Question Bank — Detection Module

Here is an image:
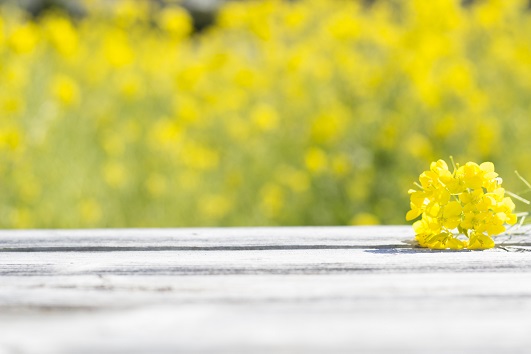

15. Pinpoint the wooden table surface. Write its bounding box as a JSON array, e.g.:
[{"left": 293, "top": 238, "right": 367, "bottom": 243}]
[{"left": 1, "top": 226, "right": 531, "bottom": 353}]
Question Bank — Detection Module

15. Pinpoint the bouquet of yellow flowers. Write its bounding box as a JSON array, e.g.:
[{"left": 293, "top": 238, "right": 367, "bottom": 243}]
[{"left": 407, "top": 159, "right": 518, "bottom": 250}]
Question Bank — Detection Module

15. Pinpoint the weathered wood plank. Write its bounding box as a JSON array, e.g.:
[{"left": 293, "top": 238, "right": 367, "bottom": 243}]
[
  {"left": 0, "top": 226, "right": 415, "bottom": 250},
  {"left": 0, "top": 226, "right": 530, "bottom": 354},
  {"left": 0, "top": 225, "right": 529, "bottom": 250}
]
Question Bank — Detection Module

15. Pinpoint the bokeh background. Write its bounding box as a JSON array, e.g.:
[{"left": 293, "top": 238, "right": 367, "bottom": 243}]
[{"left": 1, "top": 0, "right": 530, "bottom": 228}]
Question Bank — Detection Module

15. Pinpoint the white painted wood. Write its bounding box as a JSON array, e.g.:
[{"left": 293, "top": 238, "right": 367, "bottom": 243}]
[{"left": 0, "top": 226, "right": 530, "bottom": 354}]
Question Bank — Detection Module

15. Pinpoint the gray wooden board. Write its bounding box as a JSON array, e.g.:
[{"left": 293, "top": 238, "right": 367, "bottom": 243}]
[{"left": 0, "top": 226, "right": 531, "bottom": 354}]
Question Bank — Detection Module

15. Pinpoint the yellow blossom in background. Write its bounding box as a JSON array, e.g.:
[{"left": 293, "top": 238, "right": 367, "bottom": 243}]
[
  {"left": 51, "top": 75, "right": 80, "bottom": 106},
  {"left": 199, "top": 194, "right": 233, "bottom": 221},
  {"left": 8, "top": 22, "right": 39, "bottom": 54},
  {"left": 78, "top": 198, "right": 102, "bottom": 225},
  {"left": 407, "top": 160, "right": 518, "bottom": 250},
  {"left": 350, "top": 213, "right": 379, "bottom": 226},
  {"left": 305, "top": 148, "right": 328, "bottom": 174},
  {"left": 157, "top": 6, "right": 193, "bottom": 38}
]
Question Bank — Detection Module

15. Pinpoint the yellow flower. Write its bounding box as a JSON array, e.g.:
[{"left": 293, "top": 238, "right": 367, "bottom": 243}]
[
  {"left": 467, "top": 232, "right": 495, "bottom": 250},
  {"left": 305, "top": 147, "right": 328, "bottom": 174},
  {"left": 440, "top": 201, "right": 462, "bottom": 229},
  {"left": 407, "top": 159, "right": 517, "bottom": 250},
  {"left": 459, "top": 162, "right": 484, "bottom": 189},
  {"left": 51, "top": 75, "right": 80, "bottom": 106},
  {"left": 157, "top": 6, "right": 192, "bottom": 38}
]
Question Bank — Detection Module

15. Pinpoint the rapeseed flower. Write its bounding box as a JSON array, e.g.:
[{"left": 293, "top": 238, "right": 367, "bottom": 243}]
[{"left": 407, "top": 159, "right": 517, "bottom": 250}]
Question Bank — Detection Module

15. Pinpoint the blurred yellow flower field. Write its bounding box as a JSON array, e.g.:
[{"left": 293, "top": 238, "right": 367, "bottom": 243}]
[{"left": 1, "top": 0, "right": 530, "bottom": 228}]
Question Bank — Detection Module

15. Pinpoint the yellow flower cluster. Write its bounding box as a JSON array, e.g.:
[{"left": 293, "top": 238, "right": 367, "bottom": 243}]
[
  {"left": 1, "top": 0, "right": 531, "bottom": 228},
  {"left": 407, "top": 160, "right": 517, "bottom": 250}
]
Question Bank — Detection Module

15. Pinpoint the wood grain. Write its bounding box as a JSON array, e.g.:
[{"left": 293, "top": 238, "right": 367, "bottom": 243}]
[{"left": 0, "top": 226, "right": 530, "bottom": 354}]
